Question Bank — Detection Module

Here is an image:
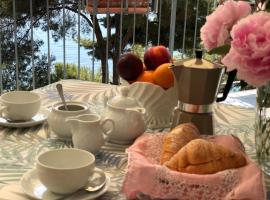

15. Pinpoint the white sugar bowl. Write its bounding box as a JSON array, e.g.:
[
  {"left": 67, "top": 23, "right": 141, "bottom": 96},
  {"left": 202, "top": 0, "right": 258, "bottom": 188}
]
[
  {"left": 104, "top": 87, "right": 146, "bottom": 144},
  {"left": 48, "top": 101, "right": 91, "bottom": 139}
]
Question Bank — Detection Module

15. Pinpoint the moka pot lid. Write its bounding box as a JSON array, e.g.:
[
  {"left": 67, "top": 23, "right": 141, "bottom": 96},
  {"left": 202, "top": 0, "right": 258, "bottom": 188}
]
[{"left": 182, "top": 50, "right": 223, "bottom": 69}]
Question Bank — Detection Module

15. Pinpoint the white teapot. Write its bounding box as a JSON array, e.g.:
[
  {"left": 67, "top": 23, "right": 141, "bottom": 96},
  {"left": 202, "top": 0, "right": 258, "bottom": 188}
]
[{"left": 104, "top": 87, "right": 146, "bottom": 144}]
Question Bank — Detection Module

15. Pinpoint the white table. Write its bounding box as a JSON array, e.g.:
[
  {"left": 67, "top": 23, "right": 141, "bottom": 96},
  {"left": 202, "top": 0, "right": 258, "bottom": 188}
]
[{"left": 0, "top": 80, "right": 268, "bottom": 199}]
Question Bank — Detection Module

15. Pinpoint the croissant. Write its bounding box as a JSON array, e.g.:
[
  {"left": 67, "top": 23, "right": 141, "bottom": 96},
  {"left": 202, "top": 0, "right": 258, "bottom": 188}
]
[
  {"left": 160, "top": 123, "right": 200, "bottom": 164},
  {"left": 165, "top": 139, "right": 246, "bottom": 174}
]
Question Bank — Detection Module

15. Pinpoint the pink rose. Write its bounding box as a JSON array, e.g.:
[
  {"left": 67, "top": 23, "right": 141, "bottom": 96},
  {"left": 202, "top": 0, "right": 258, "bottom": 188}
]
[
  {"left": 200, "top": 0, "right": 251, "bottom": 51},
  {"left": 222, "top": 12, "right": 270, "bottom": 87}
]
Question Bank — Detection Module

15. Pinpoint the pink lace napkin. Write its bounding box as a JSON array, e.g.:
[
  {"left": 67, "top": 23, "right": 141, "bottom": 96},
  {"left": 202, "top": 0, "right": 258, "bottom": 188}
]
[{"left": 122, "top": 134, "right": 266, "bottom": 200}]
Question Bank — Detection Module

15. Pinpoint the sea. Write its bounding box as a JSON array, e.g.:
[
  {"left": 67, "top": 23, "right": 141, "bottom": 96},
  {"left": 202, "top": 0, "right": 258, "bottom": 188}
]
[{"left": 35, "top": 28, "right": 113, "bottom": 81}]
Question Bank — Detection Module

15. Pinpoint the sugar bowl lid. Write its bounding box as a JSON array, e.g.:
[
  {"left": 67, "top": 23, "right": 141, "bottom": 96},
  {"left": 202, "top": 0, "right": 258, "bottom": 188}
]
[
  {"left": 108, "top": 86, "right": 140, "bottom": 109},
  {"left": 183, "top": 50, "right": 223, "bottom": 69}
]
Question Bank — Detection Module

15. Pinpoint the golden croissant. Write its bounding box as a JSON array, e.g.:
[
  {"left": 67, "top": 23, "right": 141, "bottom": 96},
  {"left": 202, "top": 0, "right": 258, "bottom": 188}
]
[
  {"left": 160, "top": 123, "right": 200, "bottom": 164},
  {"left": 165, "top": 139, "right": 246, "bottom": 174}
]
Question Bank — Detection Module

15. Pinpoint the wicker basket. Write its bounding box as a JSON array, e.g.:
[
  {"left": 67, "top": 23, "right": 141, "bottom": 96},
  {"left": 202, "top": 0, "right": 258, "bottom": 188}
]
[{"left": 86, "top": 0, "right": 150, "bottom": 14}]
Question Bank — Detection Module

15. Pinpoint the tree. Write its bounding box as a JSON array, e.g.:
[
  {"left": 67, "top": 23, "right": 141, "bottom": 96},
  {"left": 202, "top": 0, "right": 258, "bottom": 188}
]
[
  {"left": 80, "top": 0, "right": 209, "bottom": 83},
  {"left": 0, "top": 0, "right": 208, "bottom": 90},
  {"left": 52, "top": 62, "right": 102, "bottom": 82}
]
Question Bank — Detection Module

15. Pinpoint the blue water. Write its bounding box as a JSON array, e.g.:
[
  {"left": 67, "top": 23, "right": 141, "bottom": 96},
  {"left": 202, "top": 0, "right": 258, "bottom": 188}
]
[{"left": 34, "top": 29, "right": 113, "bottom": 79}]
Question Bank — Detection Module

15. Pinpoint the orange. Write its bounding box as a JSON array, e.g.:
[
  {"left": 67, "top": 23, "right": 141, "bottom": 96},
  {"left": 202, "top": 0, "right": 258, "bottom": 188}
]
[
  {"left": 153, "top": 63, "right": 174, "bottom": 89},
  {"left": 136, "top": 70, "right": 155, "bottom": 84}
]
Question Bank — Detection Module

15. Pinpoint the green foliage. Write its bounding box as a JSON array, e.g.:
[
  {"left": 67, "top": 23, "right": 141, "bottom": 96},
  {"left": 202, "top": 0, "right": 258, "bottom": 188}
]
[
  {"left": 33, "top": 55, "right": 54, "bottom": 89},
  {"left": 208, "top": 44, "right": 231, "bottom": 55},
  {"left": 0, "top": 0, "right": 88, "bottom": 91},
  {"left": 52, "top": 63, "right": 101, "bottom": 82},
  {"left": 83, "top": 0, "right": 208, "bottom": 57},
  {"left": 130, "top": 44, "right": 145, "bottom": 60},
  {"left": 75, "top": 38, "right": 95, "bottom": 49},
  {"left": 1, "top": 0, "right": 209, "bottom": 88}
]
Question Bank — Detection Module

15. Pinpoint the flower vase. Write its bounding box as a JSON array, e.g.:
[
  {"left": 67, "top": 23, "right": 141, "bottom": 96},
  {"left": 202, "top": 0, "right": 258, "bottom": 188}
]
[{"left": 255, "top": 82, "right": 270, "bottom": 175}]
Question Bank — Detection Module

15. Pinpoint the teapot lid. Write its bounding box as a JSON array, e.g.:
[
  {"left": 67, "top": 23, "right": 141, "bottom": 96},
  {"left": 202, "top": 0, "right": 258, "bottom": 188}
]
[
  {"left": 183, "top": 50, "right": 222, "bottom": 69},
  {"left": 108, "top": 87, "right": 140, "bottom": 109}
]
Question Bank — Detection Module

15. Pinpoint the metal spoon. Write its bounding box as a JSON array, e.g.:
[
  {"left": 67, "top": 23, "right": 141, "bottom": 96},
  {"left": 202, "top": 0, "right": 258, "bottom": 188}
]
[
  {"left": 56, "top": 83, "right": 68, "bottom": 111},
  {"left": 85, "top": 170, "right": 107, "bottom": 192}
]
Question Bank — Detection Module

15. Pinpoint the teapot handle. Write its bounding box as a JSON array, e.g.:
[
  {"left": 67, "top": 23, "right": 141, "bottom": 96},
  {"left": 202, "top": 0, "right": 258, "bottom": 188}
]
[
  {"left": 100, "top": 118, "right": 115, "bottom": 136},
  {"left": 216, "top": 69, "right": 237, "bottom": 102}
]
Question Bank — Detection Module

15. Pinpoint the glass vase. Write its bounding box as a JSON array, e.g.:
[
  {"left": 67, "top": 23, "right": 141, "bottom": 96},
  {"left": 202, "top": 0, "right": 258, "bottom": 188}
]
[{"left": 255, "top": 82, "right": 270, "bottom": 175}]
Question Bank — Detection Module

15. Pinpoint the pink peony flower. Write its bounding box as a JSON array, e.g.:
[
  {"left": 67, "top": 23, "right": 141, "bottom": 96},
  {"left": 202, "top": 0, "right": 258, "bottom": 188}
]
[
  {"left": 200, "top": 0, "right": 251, "bottom": 51},
  {"left": 222, "top": 12, "right": 270, "bottom": 87}
]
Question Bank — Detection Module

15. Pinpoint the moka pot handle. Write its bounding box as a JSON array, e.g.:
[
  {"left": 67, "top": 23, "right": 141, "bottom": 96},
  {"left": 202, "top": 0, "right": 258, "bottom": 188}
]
[{"left": 216, "top": 69, "right": 237, "bottom": 102}]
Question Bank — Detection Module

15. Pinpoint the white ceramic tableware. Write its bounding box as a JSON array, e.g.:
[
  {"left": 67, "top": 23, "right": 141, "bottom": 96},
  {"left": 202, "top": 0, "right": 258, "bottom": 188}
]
[
  {"left": 89, "top": 82, "right": 178, "bottom": 129},
  {"left": 104, "top": 87, "right": 146, "bottom": 144},
  {"left": 0, "top": 91, "right": 41, "bottom": 121},
  {"left": 85, "top": 167, "right": 107, "bottom": 192},
  {"left": 20, "top": 167, "right": 110, "bottom": 200},
  {"left": 121, "top": 81, "right": 178, "bottom": 128},
  {"left": 36, "top": 148, "right": 96, "bottom": 194},
  {"left": 47, "top": 101, "right": 91, "bottom": 138},
  {"left": 0, "top": 109, "right": 48, "bottom": 128},
  {"left": 66, "top": 114, "right": 114, "bottom": 153}
]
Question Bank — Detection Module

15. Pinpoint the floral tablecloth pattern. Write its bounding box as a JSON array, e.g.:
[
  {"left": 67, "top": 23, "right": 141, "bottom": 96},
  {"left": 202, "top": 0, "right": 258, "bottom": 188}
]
[{"left": 0, "top": 79, "right": 269, "bottom": 199}]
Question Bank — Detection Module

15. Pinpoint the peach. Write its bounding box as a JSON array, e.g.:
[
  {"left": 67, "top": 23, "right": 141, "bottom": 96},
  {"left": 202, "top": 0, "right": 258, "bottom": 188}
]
[
  {"left": 144, "top": 45, "right": 171, "bottom": 70},
  {"left": 117, "top": 53, "right": 144, "bottom": 81}
]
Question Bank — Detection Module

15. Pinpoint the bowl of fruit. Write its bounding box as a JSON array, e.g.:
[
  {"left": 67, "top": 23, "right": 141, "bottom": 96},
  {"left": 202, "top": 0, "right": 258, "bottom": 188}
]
[{"left": 116, "top": 45, "right": 178, "bottom": 129}]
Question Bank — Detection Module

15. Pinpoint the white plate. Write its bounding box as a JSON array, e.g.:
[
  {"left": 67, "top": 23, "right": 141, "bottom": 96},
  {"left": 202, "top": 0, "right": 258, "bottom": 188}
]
[
  {"left": 0, "top": 110, "right": 48, "bottom": 128},
  {"left": 20, "top": 168, "right": 110, "bottom": 200}
]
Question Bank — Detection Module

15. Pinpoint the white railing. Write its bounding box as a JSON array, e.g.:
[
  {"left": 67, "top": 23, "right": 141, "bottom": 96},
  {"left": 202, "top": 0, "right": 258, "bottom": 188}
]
[{"left": 0, "top": 0, "right": 215, "bottom": 92}]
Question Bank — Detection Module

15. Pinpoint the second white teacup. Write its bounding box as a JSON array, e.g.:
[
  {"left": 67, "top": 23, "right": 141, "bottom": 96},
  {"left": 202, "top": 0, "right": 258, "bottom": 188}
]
[
  {"left": 36, "top": 148, "right": 96, "bottom": 194},
  {"left": 0, "top": 91, "right": 41, "bottom": 121}
]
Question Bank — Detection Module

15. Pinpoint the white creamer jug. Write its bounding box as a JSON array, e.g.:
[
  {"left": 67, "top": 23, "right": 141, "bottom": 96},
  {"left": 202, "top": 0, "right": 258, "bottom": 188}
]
[{"left": 66, "top": 114, "right": 114, "bottom": 153}]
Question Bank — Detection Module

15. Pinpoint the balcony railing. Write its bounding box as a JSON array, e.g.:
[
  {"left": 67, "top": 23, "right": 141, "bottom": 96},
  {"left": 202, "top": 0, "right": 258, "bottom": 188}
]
[{"left": 0, "top": 0, "right": 215, "bottom": 93}]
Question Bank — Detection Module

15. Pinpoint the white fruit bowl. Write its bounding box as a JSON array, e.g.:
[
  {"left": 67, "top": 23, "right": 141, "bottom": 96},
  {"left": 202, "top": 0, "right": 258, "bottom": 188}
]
[{"left": 89, "top": 81, "right": 178, "bottom": 129}]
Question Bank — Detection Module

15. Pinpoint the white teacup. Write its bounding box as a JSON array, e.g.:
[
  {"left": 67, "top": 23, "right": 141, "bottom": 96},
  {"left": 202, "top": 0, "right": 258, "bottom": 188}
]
[
  {"left": 0, "top": 91, "right": 41, "bottom": 121},
  {"left": 36, "top": 148, "right": 96, "bottom": 194}
]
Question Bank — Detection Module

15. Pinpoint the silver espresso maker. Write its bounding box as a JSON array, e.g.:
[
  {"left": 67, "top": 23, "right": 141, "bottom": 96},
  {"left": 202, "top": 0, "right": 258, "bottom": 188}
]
[{"left": 170, "top": 50, "right": 236, "bottom": 135}]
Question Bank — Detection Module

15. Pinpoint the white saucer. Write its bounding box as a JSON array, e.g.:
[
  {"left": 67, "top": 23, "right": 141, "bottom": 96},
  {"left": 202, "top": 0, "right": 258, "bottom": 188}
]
[
  {"left": 20, "top": 168, "right": 110, "bottom": 200},
  {"left": 0, "top": 110, "right": 48, "bottom": 128}
]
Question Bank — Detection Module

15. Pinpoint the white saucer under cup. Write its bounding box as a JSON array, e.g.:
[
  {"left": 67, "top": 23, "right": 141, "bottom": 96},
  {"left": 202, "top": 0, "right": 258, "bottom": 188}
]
[
  {"left": 20, "top": 168, "right": 110, "bottom": 200},
  {"left": 0, "top": 109, "right": 48, "bottom": 128}
]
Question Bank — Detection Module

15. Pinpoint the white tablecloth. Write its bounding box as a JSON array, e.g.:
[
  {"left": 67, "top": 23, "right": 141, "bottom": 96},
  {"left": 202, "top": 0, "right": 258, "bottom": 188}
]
[{"left": 0, "top": 80, "right": 268, "bottom": 200}]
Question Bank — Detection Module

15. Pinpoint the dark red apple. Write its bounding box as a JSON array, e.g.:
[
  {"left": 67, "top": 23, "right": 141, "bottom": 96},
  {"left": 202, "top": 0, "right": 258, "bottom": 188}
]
[
  {"left": 144, "top": 45, "right": 171, "bottom": 70},
  {"left": 117, "top": 53, "right": 144, "bottom": 81}
]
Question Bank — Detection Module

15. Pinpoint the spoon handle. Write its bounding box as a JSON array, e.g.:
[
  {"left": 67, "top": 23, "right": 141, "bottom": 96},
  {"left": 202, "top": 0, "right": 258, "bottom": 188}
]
[{"left": 56, "top": 83, "right": 68, "bottom": 111}]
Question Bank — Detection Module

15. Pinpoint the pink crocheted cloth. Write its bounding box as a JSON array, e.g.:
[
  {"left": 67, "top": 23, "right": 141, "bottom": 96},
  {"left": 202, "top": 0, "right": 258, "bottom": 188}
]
[{"left": 122, "top": 134, "right": 266, "bottom": 200}]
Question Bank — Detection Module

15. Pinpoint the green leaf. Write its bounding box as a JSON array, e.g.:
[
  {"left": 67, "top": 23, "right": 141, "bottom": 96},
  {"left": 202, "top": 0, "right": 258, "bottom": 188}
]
[{"left": 208, "top": 44, "right": 231, "bottom": 55}]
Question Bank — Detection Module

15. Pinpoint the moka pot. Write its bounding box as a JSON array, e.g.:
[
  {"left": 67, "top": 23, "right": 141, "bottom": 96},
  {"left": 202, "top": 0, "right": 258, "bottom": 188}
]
[{"left": 170, "top": 50, "right": 236, "bottom": 135}]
